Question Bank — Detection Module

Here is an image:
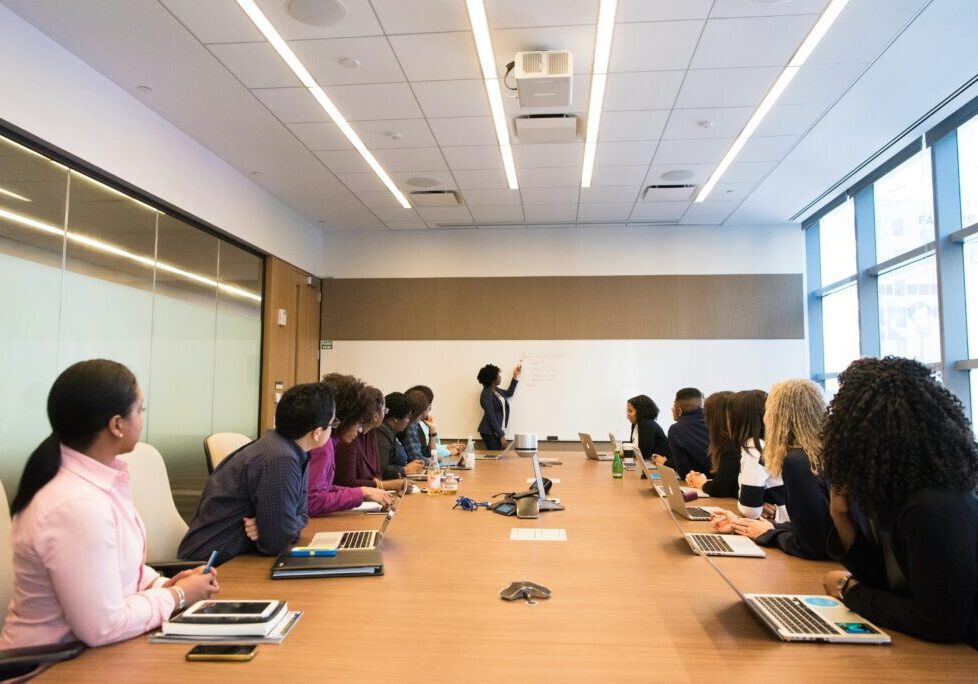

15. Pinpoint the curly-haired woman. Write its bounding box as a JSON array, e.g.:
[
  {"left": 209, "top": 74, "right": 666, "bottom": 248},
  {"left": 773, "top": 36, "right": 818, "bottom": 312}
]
[
  {"left": 820, "top": 356, "right": 978, "bottom": 647},
  {"left": 476, "top": 363, "right": 520, "bottom": 450}
]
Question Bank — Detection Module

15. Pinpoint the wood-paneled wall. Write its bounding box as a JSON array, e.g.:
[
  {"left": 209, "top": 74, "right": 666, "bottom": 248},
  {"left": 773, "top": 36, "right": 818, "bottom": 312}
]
[{"left": 322, "top": 274, "right": 803, "bottom": 340}]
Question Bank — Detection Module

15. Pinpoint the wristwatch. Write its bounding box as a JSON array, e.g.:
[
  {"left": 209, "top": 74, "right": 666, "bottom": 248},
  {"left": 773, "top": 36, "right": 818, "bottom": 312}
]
[{"left": 835, "top": 574, "right": 854, "bottom": 600}]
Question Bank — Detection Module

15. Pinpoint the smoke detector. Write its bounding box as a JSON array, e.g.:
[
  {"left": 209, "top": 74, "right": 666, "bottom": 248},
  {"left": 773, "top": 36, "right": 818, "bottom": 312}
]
[{"left": 514, "top": 50, "right": 573, "bottom": 108}]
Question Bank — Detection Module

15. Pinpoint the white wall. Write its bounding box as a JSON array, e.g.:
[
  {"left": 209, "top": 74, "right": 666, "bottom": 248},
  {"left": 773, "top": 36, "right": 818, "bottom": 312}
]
[
  {"left": 322, "top": 223, "right": 803, "bottom": 278},
  {"left": 0, "top": 5, "right": 323, "bottom": 274}
]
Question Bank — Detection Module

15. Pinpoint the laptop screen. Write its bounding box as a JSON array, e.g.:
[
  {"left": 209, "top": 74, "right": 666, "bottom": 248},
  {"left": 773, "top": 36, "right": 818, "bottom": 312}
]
[{"left": 530, "top": 451, "right": 547, "bottom": 500}]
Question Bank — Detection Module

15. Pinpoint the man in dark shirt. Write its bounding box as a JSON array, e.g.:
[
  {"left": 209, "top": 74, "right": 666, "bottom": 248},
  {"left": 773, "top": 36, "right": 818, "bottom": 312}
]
[
  {"left": 178, "top": 382, "right": 336, "bottom": 565},
  {"left": 666, "top": 387, "right": 711, "bottom": 479}
]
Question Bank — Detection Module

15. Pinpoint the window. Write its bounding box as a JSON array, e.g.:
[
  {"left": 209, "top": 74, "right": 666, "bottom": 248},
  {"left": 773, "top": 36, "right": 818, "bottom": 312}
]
[
  {"left": 874, "top": 152, "right": 935, "bottom": 262},
  {"left": 878, "top": 256, "right": 941, "bottom": 363},
  {"left": 958, "top": 116, "right": 978, "bottom": 228},
  {"left": 822, "top": 284, "right": 859, "bottom": 373},
  {"left": 965, "top": 238, "right": 978, "bottom": 357},
  {"left": 818, "top": 201, "right": 856, "bottom": 285}
]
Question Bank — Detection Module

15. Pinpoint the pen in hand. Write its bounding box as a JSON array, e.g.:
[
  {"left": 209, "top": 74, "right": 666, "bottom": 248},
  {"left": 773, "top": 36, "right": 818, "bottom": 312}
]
[{"left": 203, "top": 550, "right": 218, "bottom": 574}]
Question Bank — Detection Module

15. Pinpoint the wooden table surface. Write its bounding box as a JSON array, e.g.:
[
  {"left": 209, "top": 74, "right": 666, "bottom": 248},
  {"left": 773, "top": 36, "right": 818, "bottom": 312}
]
[{"left": 43, "top": 453, "right": 977, "bottom": 682}]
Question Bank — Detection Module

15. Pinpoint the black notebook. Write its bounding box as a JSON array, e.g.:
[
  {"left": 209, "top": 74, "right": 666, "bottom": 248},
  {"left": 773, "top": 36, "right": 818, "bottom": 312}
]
[{"left": 271, "top": 548, "right": 384, "bottom": 579}]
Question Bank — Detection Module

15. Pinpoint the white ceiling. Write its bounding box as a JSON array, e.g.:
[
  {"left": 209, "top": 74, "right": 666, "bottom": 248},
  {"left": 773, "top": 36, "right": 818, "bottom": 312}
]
[{"left": 0, "top": 0, "right": 963, "bottom": 232}]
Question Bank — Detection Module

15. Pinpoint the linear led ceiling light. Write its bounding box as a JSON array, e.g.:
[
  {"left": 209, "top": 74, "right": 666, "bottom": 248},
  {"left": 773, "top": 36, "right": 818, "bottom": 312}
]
[
  {"left": 465, "top": 0, "right": 518, "bottom": 189},
  {"left": 695, "top": 0, "right": 850, "bottom": 202},
  {"left": 581, "top": 0, "right": 618, "bottom": 188},
  {"left": 0, "top": 207, "right": 262, "bottom": 302},
  {"left": 234, "top": 0, "right": 411, "bottom": 208}
]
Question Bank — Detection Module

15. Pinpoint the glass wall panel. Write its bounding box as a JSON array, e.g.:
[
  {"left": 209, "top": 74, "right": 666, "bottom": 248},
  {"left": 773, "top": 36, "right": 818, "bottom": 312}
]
[
  {"left": 874, "top": 152, "right": 935, "bottom": 262},
  {"left": 959, "top": 116, "right": 978, "bottom": 227},
  {"left": 0, "top": 138, "right": 68, "bottom": 496},
  {"left": 818, "top": 201, "right": 856, "bottom": 285},
  {"left": 878, "top": 256, "right": 941, "bottom": 363},
  {"left": 147, "top": 213, "right": 219, "bottom": 481},
  {"left": 822, "top": 284, "right": 859, "bottom": 373},
  {"left": 965, "top": 239, "right": 978, "bottom": 357}
]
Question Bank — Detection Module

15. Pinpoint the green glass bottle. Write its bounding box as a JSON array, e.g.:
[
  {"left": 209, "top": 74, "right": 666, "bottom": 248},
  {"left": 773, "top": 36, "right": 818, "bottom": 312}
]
[{"left": 612, "top": 447, "right": 623, "bottom": 479}]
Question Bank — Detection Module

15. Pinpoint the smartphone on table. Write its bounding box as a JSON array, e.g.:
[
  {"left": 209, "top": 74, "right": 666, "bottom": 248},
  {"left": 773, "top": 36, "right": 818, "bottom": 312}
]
[{"left": 185, "top": 644, "right": 257, "bottom": 661}]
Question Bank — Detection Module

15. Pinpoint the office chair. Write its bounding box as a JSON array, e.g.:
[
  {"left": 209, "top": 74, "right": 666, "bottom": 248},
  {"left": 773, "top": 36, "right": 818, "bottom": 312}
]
[
  {"left": 0, "top": 485, "right": 85, "bottom": 678},
  {"left": 203, "top": 432, "right": 251, "bottom": 474},
  {"left": 119, "top": 443, "right": 199, "bottom": 573}
]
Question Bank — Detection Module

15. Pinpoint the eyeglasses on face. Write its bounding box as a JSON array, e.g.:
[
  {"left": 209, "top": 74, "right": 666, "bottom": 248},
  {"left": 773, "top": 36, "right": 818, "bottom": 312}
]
[{"left": 326, "top": 418, "right": 342, "bottom": 429}]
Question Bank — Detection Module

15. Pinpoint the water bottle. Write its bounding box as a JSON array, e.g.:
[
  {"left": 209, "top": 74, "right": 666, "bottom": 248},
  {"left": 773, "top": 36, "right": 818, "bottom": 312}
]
[
  {"left": 612, "top": 445, "right": 624, "bottom": 479},
  {"left": 442, "top": 471, "right": 459, "bottom": 496},
  {"left": 426, "top": 455, "right": 442, "bottom": 496},
  {"left": 464, "top": 435, "right": 476, "bottom": 470}
]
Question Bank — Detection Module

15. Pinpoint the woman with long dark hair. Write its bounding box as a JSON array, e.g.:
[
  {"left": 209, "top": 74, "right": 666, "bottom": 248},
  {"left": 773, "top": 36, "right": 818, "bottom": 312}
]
[
  {"left": 686, "top": 391, "right": 738, "bottom": 497},
  {"left": 820, "top": 357, "right": 978, "bottom": 647},
  {"left": 0, "top": 360, "right": 219, "bottom": 649}
]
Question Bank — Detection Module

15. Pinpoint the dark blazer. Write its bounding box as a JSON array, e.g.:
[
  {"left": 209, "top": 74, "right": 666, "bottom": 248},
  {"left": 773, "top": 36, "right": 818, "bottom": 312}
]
[
  {"left": 632, "top": 417, "right": 671, "bottom": 461},
  {"left": 702, "top": 444, "right": 741, "bottom": 498},
  {"left": 754, "top": 448, "right": 831, "bottom": 560},
  {"left": 477, "top": 379, "right": 517, "bottom": 438}
]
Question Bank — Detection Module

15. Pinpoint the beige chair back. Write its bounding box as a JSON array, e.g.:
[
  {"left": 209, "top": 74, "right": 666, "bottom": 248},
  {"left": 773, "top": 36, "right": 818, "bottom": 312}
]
[
  {"left": 203, "top": 432, "right": 251, "bottom": 473},
  {"left": 0, "top": 486, "right": 13, "bottom": 629},
  {"left": 119, "top": 443, "right": 187, "bottom": 564}
]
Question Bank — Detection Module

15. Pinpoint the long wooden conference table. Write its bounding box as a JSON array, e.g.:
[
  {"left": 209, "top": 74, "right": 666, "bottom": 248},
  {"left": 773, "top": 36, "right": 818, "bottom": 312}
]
[{"left": 44, "top": 452, "right": 977, "bottom": 681}]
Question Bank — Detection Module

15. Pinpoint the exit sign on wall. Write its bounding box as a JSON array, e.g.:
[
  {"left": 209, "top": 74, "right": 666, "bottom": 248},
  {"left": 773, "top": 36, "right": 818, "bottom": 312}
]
[{"left": 320, "top": 340, "right": 333, "bottom": 350}]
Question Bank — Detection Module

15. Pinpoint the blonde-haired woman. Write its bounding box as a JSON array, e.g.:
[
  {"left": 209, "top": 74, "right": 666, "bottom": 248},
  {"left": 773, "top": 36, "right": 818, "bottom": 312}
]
[{"left": 712, "top": 379, "right": 832, "bottom": 559}]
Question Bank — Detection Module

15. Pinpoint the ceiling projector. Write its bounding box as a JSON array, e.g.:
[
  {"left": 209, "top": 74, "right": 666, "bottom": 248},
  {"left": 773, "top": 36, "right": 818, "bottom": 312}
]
[{"left": 514, "top": 50, "right": 573, "bottom": 108}]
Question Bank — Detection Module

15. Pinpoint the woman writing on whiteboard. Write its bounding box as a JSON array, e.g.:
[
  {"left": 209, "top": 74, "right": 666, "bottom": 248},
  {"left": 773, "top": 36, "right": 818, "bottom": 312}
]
[{"left": 476, "top": 363, "right": 521, "bottom": 450}]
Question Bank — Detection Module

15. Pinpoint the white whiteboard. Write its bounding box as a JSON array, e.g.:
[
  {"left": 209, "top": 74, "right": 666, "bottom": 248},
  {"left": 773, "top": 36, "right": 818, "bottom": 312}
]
[{"left": 321, "top": 339, "right": 807, "bottom": 441}]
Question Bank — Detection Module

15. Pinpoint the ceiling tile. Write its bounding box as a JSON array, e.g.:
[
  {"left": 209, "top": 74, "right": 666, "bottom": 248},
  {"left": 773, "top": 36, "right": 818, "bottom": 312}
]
[
  {"left": 209, "top": 42, "right": 298, "bottom": 89},
  {"left": 287, "top": 122, "right": 352, "bottom": 150},
  {"left": 513, "top": 143, "right": 584, "bottom": 168},
  {"left": 486, "top": 0, "right": 599, "bottom": 28},
  {"left": 595, "top": 140, "right": 656, "bottom": 166},
  {"left": 630, "top": 201, "right": 689, "bottom": 220},
  {"left": 598, "top": 110, "right": 669, "bottom": 142},
  {"left": 580, "top": 186, "right": 641, "bottom": 204},
  {"left": 709, "top": 0, "right": 828, "bottom": 18},
  {"left": 753, "top": 103, "right": 823, "bottom": 137},
  {"left": 442, "top": 146, "right": 504, "bottom": 171},
  {"left": 520, "top": 187, "right": 580, "bottom": 205},
  {"left": 327, "top": 83, "right": 423, "bottom": 120},
  {"left": 372, "top": 207, "right": 421, "bottom": 222},
  {"left": 336, "top": 172, "right": 387, "bottom": 192},
  {"left": 605, "top": 71, "right": 686, "bottom": 111},
  {"left": 523, "top": 204, "right": 579, "bottom": 222},
  {"left": 428, "top": 117, "right": 497, "bottom": 147},
  {"left": 663, "top": 106, "right": 753, "bottom": 139},
  {"left": 355, "top": 190, "right": 404, "bottom": 210},
  {"left": 691, "top": 15, "right": 819, "bottom": 69},
  {"left": 470, "top": 205, "right": 526, "bottom": 222},
  {"left": 611, "top": 20, "right": 703, "bottom": 72},
  {"left": 722, "top": 160, "right": 778, "bottom": 183},
  {"left": 253, "top": 87, "right": 327, "bottom": 123},
  {"left": 679, "top": 213, "right": 728, "bottom": 225},
  {"left": 708, "top": 182, "right": 757, "bottom": 201},
  {"left": 353, "top": 119, "right": 436, "bottom": 149},
  {"left": 389, "top": 32, "right": 482, "bottom": 81},
  {"left": 413, "top": 80, "right": 490, "bottom": 118},
  {"left": 685, "top": 200, "right": 739, "bottom": 217},
  {"left": 653, "top": 138, "right": 732, "bottom": 165},
  {"left": 490, "top": 25, "right": 596, "bottom": 75},
  {"left": 616, "top": 0, "right": 712, "bottom": 22},
  {"left": 779, "top": 62, "right": 869, "bottom": 105},
  {"left": 372, "top": 0, "right": 470, "bottom": 34},
  {"left": 461, "top": 188, "right": 523, "bottom": 206},
  {"left": 519, "top": 166, "right": 581, "bottom": 188},
  {"left": 674, "top": 67, "right": 780, "bottom": 108},
  {"left": 577, "top": 203, "right": 633, "bottom": 220},
  {"left": 591, "top": 166, "right": 648, "bottom": 186},
  {"left": 738, "top": 135, "right": 798, "bottom": 162},
  {"left": 251, "top": 0, "right": 383, "bottom": 39},
  {"left": 807, "top": 5, "right": 921, "bottom": 66},
  {"left": 372, "top": 147, "right": 447, "bottom": 172},
  {"left": 644, "top": 163, "right": 715, "bottom": 185},
  {"left": 415, "top": 206, "right": 475, "bottom": 224},
  {"left": 315, "top": 149, "right": 371, "bottom": 173},
  {"left": 392, "top": 171, "right": 458, "bottom": 190},
  {"left": 384, "top": 219, "right": 430, "bottom": 230},
  {"left": 159, "top": 0, "right": 263, "bottom": 43},
  {"left": 289, "top": 36, "right": 406, "bottom": 85},
  {"left": 453, "top": 169, "right": 510, "bottom": 189}
]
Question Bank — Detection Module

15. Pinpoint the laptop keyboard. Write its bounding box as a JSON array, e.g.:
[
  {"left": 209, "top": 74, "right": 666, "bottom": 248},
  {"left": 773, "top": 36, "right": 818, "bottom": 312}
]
[
  {"left": 689, "top": 534, "right": 734, "bottom": 555},
  {"left": 686, "top": 506, "right": 712, "bottom": 519},
  {"left": 338, "top": 531, "right": 374, "bottom": 550},
  {"left": 754, "top": 596, "right": 836, "bottom": 635}
]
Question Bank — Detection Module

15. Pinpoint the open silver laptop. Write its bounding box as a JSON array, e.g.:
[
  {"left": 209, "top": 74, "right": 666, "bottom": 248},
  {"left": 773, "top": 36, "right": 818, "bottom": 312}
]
[
  {"left": 478, "top": 439, "right": 515, "bottom": 460},
  {"left": 701, "top": 548, "right": 890, "bottom": 643},
  {"left": 656, "top": 465, "right": 723, "bottom": 521},
  {"left": 578, "top": 432, "right": 612, "bottom": 461},
  {"left": 634, "top": 452, "right": 709, "bottom": 497},
  {"left": 309, "top": 481, "right": 407, "bottom": 551}
]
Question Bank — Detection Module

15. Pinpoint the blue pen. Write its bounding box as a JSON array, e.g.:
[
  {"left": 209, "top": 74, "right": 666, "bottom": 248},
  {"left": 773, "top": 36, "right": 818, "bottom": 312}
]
[{"left": 203, "top": 550, "right": 218, "bottom": 574}]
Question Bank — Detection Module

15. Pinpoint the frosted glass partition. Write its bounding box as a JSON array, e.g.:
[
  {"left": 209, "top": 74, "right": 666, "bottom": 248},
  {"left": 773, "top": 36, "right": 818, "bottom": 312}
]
[{"left": 0, "top": 133, "right": 263, "bottom": 505}]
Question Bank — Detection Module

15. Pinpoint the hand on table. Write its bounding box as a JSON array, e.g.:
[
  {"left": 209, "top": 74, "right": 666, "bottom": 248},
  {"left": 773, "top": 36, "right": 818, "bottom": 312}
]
[
  {"left": 730, "top": 516, "right": 773, "bottom": 539},
  {"left": 710, "top": 509, "right": 737, "bottom": 533},
  {"left": 685, "top": 471, "right": 707, "bottom": 489},
  {"left": 404, "top": 460, "right": 425, "bottom": 475},
  {"left": 362, "top": 486, "right": 394, "bottom": 508},
  {"left": 652, "top": 454, "right": 668, "bottom": 467}
]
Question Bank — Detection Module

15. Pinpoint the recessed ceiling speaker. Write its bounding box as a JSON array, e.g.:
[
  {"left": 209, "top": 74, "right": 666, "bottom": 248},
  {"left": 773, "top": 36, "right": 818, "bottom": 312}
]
[{"left": 287, "top": 0, "right": 347, "bottom": 27}]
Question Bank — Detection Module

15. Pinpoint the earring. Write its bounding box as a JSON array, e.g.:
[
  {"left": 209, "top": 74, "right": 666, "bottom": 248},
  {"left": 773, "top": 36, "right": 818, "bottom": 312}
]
[{"left": 116, "top": 432, "right": 124, "bottom": 438}]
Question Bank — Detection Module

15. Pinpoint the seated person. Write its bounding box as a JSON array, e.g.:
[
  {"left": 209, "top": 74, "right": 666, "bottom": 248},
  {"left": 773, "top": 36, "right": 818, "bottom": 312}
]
[
  {"left": 179, "top": 381, "right": 334, "bottom": 562},
  {"left": 407, "top": 384, "right": 462, "bottom": 461},
  {"left": 686, "top": 391, "right": 739, "bottom": 497},
  {"left": 335, "top": 387, "right": 405, "bottom": 491},
  {"left": 0, "top": 360, "right": 218, "bottom": 649},
  {"left": 666, "top": 387, "right": 710, "bottom": 478},
  {"left": 820, "top": 357, "right": 978, "bottom": 647},
  {"left": 626, "top": 394, "right": 671, "bottom": 464},
  {"left": 377, "top": 392, "right": 425, "bottom": 479},
  {"left": 400, "top": 388, "right": 433, "bottom": 464},
  {"left": 710, "top": 379, "right": 830, "bottom": 560},
  {"left": 308, "top": 374, "right": 393, "bottom": 516}
]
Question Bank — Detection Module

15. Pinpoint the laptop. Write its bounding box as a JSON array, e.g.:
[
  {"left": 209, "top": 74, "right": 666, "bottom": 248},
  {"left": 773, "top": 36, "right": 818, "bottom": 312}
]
[
  {"left": 578, "top": 432, "right": 612, "bottom": 461},
  {"left": 700, "top": 549, "right": 890, "bottom": 644},
  {"left": 478, "top": 439, "right": 515, "bottom": 460},
  {"left": 270, "top": 483, "right": 406, "bottom": 578},
  {"left": 656, "top": 465, "right": 723, "bottom": 521},
  {"left": 634, "top": 453, "right": 709, "bottom": 498},
  {"left": 516, "top": 451, "right": 565, "bottom": 518}
]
